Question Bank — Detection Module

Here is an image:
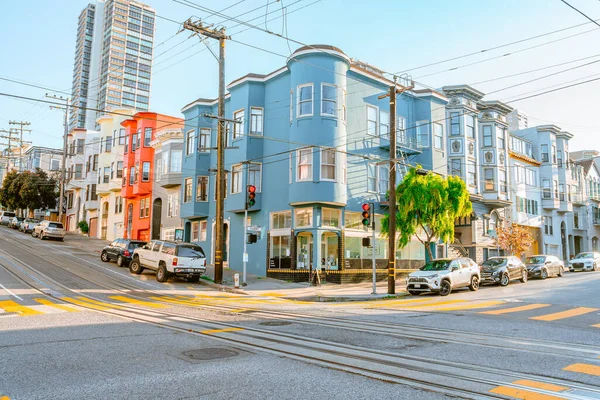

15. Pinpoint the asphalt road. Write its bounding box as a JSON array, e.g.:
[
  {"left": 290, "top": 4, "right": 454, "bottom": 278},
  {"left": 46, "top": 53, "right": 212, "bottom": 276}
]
[{"left": 1, "top": 226, "right": 599, "bottom": 400}]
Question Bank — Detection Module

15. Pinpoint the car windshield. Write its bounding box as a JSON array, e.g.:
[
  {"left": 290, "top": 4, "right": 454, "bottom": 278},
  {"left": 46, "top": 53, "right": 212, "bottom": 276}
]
[
  {"left": 49, "top": 223, "right": 63, "bottom": 228},
  {"left": 482, "top": 258, "right": 507, "bottom": 267},
  {"left": 3, "top": 212, "right": 15, "bottom": 218},
  {"left": 177, "top": 245, "right": 206, "bottom": 258},
  {"left": 420, "top": 260, "right": 450, "bottom": 271},
  {"left": 575, "top": 253, "right": 594, "bottom": 259},
  {"left": 26, "top": 219, "right": 39, "bottom": 223},
  {"left": 526, "top": 256, "right": 546, "bottom": 264}
]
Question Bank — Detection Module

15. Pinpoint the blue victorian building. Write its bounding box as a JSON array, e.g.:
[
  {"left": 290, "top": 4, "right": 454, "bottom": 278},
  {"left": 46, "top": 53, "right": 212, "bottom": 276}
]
[{"left": 180, "top": 45, "right": 448, "bottom": 281}]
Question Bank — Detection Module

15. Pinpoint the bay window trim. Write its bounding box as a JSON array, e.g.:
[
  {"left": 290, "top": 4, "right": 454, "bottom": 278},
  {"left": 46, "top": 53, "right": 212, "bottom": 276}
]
[{"left": 297, "top": 83, "right": 314, "bottom": 118}]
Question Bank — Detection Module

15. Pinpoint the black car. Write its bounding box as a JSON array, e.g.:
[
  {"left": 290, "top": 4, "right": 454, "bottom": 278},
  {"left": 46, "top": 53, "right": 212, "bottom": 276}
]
[
  {"left": 101, "top": 239, "right": 147, "bottom": 267},
  {"left": 480, "top": 256, "right": 528, "bottom": 286},
  {"left": 525, "top": 255, "right": 564, "bottom": 279}
]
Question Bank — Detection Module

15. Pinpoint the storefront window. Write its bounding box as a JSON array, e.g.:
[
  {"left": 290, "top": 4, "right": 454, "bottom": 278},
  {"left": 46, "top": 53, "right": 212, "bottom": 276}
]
[
  {"left": 321, "top": 208, "right": 340, "bottom": 227},
  {"left": 270, "top": 235, "right": 291, "bottom": 269},
  {"left": 295, "top": 208, "right": 312, "bottom": 228}
]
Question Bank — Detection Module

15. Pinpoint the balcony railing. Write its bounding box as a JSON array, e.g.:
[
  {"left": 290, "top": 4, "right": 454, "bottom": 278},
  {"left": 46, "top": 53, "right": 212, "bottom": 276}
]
[{"left": 379, "top": 131, "right": 422, "bottom": 155}]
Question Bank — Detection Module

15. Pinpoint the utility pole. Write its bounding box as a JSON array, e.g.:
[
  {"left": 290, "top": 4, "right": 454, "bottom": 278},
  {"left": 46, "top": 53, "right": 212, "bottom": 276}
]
[
  {"left": 378, "top": 76, "right": 414, "bottom": 294},
  {"left": 46, "top": 94, "right": 70, "bottom": 223},
  {"left": 183, "top": 19, "right": 229, "bottom": 284},
  {"left": 0, "top": 129, "right": 18, "bottom": 171},
  {"left": 8, "top": 121, "right": 31, "bottom": 172}
]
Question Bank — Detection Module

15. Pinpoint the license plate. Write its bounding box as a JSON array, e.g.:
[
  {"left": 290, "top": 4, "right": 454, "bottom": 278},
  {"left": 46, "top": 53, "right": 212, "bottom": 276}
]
[{"left": 414, "top": 284, "right": 421, "bottom": 288}]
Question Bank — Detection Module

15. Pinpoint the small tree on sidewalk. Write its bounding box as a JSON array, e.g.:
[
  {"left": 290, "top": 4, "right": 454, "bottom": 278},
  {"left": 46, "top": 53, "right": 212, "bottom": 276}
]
[
  {"left": 495, "top": 223, "right": 534, "bottom": 258},
  {"left": 381, "top": 166, "right": 473, "bottom": 261}
]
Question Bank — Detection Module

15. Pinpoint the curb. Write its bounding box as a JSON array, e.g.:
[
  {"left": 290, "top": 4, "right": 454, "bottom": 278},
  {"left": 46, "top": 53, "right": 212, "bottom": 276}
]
[
  {"left": 283, "top": 292, "right": 410, "bottom": 303},
  {"left": 196, "top": 278, "right": 249, "bottom": 295}
]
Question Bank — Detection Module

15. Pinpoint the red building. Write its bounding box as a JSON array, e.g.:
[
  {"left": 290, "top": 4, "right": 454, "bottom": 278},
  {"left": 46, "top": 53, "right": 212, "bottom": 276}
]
[{"left": 121, "top": 112, "right": 183, "bottom": 241}]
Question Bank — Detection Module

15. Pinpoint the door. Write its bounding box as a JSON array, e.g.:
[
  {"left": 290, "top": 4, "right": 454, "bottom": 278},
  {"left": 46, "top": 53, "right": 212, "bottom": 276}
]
[
  {"left": 449, "top": 260, "right": 464, "bottom": 286},
  {"left": 148, "top": 241, "right": 163, "bottom": 270},
  {"left": 138, "top": 241, "right": 154, "bottom": 266},
  {"left": 107, "top": 240, "right": 120, "bottom": 259},
  {"left": 89, "top": 217, "right": 98, "bottom": 238},
  {"left": 507, "top": 257, "right": 519, "bottom": 280},
  {"left": 151, "top": 198, "right": 162, "bottom": 240}
]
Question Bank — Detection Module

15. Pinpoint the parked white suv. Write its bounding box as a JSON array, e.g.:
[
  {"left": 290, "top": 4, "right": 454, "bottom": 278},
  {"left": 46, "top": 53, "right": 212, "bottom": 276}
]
[
  {"left": 406, "top": 257, "right": 481, "bottom": 296},
  {"left": 129, "top": 240, "right": 207, "bottom": 283},
  {"left": 0, "top": 211, "right": 16, "bottom": 226},
  {"left": 32, "top": 220, "right": 65, "bottom": 241}
]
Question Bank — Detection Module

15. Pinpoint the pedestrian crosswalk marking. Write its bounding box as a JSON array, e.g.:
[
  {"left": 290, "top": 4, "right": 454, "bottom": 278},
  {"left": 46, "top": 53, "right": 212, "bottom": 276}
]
[
  {"left": 0, "top": 300, "right": 43, "bottom": 316},
  {"left": 34, "top": 298, "right": 78, "bottom": 312},
  {"left": 427, "top": 301, "right": 504, "bottom": 312},
  {"left": 490, "top": 378, "right": 570, "bottom": 399},
  {"left": 390, "top": 299, "right": 468, "bottom": 309},
  {"left": 530, "top": 307, "right": 598, "bottom": 322},
  {"left": 62, "top": 297, "right": 112, "bottom": 311},
  {"left": 108, "top": 296, "right": 168, "bottom": 309},
  {"left": 563, "top": 363, "right": 600, "bottom": 377},
  {"left": 201, "top": 327, "right": 244, "bottom": 335},
  {"left": 76, "top": 297, "right": 125, "bottom": 309},
  {"left": 479, "top": 303, "right": 551, "bottom": 315}
]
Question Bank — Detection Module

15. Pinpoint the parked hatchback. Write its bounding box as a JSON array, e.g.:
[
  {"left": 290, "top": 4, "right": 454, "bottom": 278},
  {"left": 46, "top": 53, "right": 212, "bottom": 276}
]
[
  {"left": 101, "top": 238, "right": 147, "bottom": 267},
  {"left": 406, "top": 257, "right": 480, "bottom": 296},
  {"left": 480, "top": 256, "right": 528, "bottom": 286},
  {"left": 0, "top": 211, "right": 16, "bottom": 226},
  {"left": 525, "top": 255, "right": 564, "bottom": 279},
  {"left": 19, "top": 219, "right": 40, "bottom": 233},
  {"left": 32, "top": 220, "right": 66, "bottom": 241},
  {"left": 568, "top": 252, "right": 600, "bottom": 272},
  {"left": 8, "top": 216, "right": 25, "bottom": 229}
]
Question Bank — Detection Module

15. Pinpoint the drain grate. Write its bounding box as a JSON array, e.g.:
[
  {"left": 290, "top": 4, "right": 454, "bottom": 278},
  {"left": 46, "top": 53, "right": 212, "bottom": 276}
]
[
  {"left": 182, "top": 347, "right": 239, "bottom": 361},
  {"left": 259, "top": 321, "right": 292, "bottom": 326}
]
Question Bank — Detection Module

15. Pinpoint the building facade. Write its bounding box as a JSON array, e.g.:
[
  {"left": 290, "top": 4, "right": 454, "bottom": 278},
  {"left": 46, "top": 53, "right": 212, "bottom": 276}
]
[
  {"left": 179, "top": 45, "right": 448, "bottom": 279},
  {"left": 95, "top": 107, "right": 134, "bottom": 240},
  {"left": 70, "top": 0, "right": 155, "bottom": 131},
  {"left": 65, "top": 128, "right": 101, "bottom": 234},
  {"left": 150, "top": 127, "right": 184, "bottom": 240},
  {"left": 121, "top": 112, "right": 182, "bottom": 241}
]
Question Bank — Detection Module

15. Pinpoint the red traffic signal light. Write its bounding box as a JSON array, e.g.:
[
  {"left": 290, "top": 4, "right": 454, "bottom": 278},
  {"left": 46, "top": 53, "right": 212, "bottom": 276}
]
[
  {"left": 361, "top": 203, "right": 371, "bottom": 226},
  {"left": 247, "top": 185, "right": 256, "bottom": 209}
]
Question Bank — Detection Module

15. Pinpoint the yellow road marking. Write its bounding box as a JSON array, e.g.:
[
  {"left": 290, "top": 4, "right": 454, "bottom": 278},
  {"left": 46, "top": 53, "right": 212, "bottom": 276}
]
[
  {"left": 150, "top": 296, "right": 205, "bottom": 306},
  {"left": 201, "top": 327, "right": 244, "bottom": 335},
  {"left": 563, "top": 363, "right": 600, "bottom": 376},
  {"left": 1, "top": 396, "right": 11, "bottom": 400},
  {"left": 258, "top": 292, "right": 285, "bottom": 297},
  {"left": 62, "top": 297, "right": 111, "bottom": 311},
  {"left": 480, "top": 303, "right": 550, "bottom": 315},
  {"left": 109, "top": 296, "right": 168, "bottom": 309},
  {"left": 490, "top": 386, "right": 567, "bottom": 399},
  {"left": 530, "top": 307, "right": 598, "bottom": 321},
  {"left": 77, "top": 297, "right": 125, "bottom": 309},
  {"left": 396, "top": 299, "right": 468, "bottom": 308},
  {"left": 365, "top": 297, "right": 454, "bottom": 308},
  {"left": 0, "top": 300, "right": 43, "bottom": 316},
  {"left": 229, "top": 309, "right": 250, "bottom": 313},
  {"left": 512, "top": 380, "right": 569, "bottom": 392},
  {"left": 593, "top": 323, "right": 600, "bottom": 329},
  {"left": 429, "top": 301, "right": 505, "bottom": 312},
  {"left": 34, "top": 298, "right": 78, "bottom": 312}
]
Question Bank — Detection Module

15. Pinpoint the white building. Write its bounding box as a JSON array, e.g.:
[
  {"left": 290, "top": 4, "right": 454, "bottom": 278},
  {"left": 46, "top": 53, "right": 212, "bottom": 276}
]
[{"left": 507, "top": 109, "right": 529, "bottom": 132}]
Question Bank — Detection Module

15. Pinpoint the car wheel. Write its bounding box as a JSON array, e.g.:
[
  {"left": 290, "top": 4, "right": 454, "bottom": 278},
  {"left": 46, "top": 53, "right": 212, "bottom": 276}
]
[
  {"left": 117, "top": 255, "right": 125, "bottom": 267},
  {"left": 541, "top": 268, "right": 548, "bottom": 280},
  {"left": 499, "top": 273, "right": 510, "bottom": 287},
  {"left": 31, "top": 231, "right": 36, "bottom": 238},
  {"left": 557, "top": 267, "right": 564, "bottom": 277},
  {"left": 469, "top": 276, "right": 479, "bottom": 291},
  {"left": 129, "top": 259, "right": 144, "bottom": 275},
  {"left": 101, "top": 251, "right": 109, "bottom": 262},
  {"left": 187, "top": 275, "right": 201, "bottom": 283},
  {"left": 408, "top": 290, "right": 421, "bottom": 296},
  {"left": 593, "top": 262, "right": 598, "bottom": 272},
  {"left": 439, "top": 280, "right": 452, "bottom": 296},
  {"left": 156, "top": 264, "right": 169, "bottom": 283},
  {"left": 40, "top": 231, "right": 45, "bottom": 240},
  {"left": 520, "top": 269, "right": 528, "bottom": 283}
]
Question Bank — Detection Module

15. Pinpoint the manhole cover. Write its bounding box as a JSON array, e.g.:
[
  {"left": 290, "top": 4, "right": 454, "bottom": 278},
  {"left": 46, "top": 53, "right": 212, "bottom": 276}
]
[
  {"left": 182, "top": 348, "right": 239, "bottom": 361},
  {"left": 259, "top": 321, "right": 292, "bottom": 326}
]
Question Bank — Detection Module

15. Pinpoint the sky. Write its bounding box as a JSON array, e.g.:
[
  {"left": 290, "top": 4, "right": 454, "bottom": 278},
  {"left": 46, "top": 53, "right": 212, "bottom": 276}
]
[{"left": 1, "top": 0, "right": 600, "bottom": 152}]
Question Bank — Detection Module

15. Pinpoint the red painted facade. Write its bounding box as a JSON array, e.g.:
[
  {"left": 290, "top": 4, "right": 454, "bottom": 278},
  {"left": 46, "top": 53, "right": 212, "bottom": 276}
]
[{"left": 121, "top": 112, "right": 183, "bottom": 241}]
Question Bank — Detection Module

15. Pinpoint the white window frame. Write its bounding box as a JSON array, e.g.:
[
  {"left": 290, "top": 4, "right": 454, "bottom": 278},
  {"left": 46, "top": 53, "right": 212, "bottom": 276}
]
[
  {"left": 294, "top": 207, "right": 313, "bottom": 228},
  {"left": 199, "top": 221, "right": 207, "bottom": 241},
  {"left": 321, "top": 208, "right": 341, "bottom": 228},
  {"left": 186, "top": 129, "right": 195, "bottom": 156},
  {"left": 289, "top": 90, "right": 293, "bottom": 123},
  {"left": 170, "top": 150, "right": 182, "bottom": 173},
  {"left": 417, "top": 120, "right": 429, "bottom": 148},
  {"left": 380, "top": 110, "right": 390, "bottom": 138},
  {"left": 341, "top": 88, "right": 347, "bottom": 121},
  {"left": 367, "top": 162, "right": 377, "bottom": 193},
  {"left": 250, "top": 107, "right": 263, "bottom": 135},
  {"left": 296, "top": 148, "right": 312, "bottom": 182},
  {"left": 231, "top": 164, "right": 242, "bottom": 194},
  {"left": 320, "top": 148, "right": 336, "bottom": 182},
  {"left": 450, "top": 159, "right": 462, "bottom": 177},
  {"left": 321, "top": 83, "right": 337, "bottom": 117},
  {"left": 184, "top": 177, "right": 193, "bottom": 203},
  {"left": 289, "top": 153, "right": 292, "bottom": 184},
  {"left": 141, "top": 161, "right": 150, "bottom": 182},
  {"left": 483, "top": 125, "right": 493, "bottom": 147},
  {"left": 199, "top": 128, "right": 210, "bottom": 152},
  {"left": 433, "top": 123, "right": 443, "bottom": 150},
  {"left": 297, "top": 83, "right": 313, "bottom": 118},
  {"left": 378, "top": 164, "right": 389, "bottom": 195},
  {"left": 367, "top": 105, "right": 378, "bottom": 136},
  {"left": 191, "top": 221, "right": 199, "bottom": 241},
  {"left": 270, "top": 211, "right": 292, "bottom": 230},
  {"left": 233, "top": 109, "right": 245, "bottom": 139}
]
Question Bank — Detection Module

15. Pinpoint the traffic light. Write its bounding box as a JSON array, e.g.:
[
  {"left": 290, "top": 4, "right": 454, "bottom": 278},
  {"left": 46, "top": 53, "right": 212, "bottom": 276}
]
[
  {"left": 361, "top": 203, "right": 371, "bottom": 226},
  {"left": 246, "top": 185, "right": 256, "bottom": 209}
]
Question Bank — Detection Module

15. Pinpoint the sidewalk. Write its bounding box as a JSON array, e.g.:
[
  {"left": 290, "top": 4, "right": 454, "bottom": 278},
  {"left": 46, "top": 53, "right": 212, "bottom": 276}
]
[
  {"left": 198, "top": 264, "right": 409, "bottom": 302},
  {"left": 65, "top": 234, "right": 408, "bottom": 302}
]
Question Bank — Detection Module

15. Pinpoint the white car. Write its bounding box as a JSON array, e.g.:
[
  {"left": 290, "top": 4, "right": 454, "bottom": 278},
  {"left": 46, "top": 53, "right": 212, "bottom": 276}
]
[
  {"left": 406, "top": 257, "right": 481, "bottom": 296},
  {"left": 0, "top": 211, "right": 16, "bottom": 226},
  {"left": 32, "top": 220, "right": 66, "bottom": 241},
  {"left": 129, "top": 240, "right": 207, "bottom": 283},
  {"left": 569, "top": 252, "right": 600, "bottom": 272}
]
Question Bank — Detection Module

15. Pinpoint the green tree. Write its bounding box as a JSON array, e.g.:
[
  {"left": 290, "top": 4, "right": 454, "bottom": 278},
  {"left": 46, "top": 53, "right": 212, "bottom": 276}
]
[
  {"left": 0, "top": 170, "right": 25, "bottom": 211},
  {"left": 381, "top": 167, "right": 473, "bottom": 261},
  {"left": 0, "top": 169, "right": 57, "bottom": 214}
]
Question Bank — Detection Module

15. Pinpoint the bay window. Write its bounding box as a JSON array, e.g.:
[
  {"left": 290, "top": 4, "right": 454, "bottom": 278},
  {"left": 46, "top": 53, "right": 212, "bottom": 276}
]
[
  {"left": 297, "top": 148, "right": 312, "bottom": 181},
  {"left": 320, "top": 149, "right": 336, "bottom": 181},
  {"left": 297, "top": 84, "right": 313, "bottom": 117}
]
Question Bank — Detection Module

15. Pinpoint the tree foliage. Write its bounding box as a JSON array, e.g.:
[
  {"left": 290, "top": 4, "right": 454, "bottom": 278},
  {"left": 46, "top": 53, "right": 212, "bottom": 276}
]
[
  {"left": 0, "top": 169, "right": 58, "bottom": 213},
  {"left": 495, "top": 223, "right": 535, "bottom": 258},
  {"left": 381, "top": 167, "right": 473, "bottom": 260}
]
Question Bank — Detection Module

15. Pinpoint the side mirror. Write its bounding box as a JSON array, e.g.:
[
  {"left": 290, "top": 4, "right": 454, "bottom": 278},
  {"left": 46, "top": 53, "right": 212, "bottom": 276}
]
[
  {"left": 450, "top": 266, "right": 460, "bottom": 272},
  {"left": 545, "top": 261, "right": 551, "bottom": 265}
]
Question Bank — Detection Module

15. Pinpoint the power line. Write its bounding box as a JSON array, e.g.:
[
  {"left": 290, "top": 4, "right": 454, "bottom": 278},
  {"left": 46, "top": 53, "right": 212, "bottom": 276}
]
[{"left": 560, "top": 0, "right": 600, "bottom": 28}]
